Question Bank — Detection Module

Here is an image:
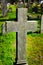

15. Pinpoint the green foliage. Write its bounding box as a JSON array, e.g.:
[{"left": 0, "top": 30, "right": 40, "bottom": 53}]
[
  {"left": 0, "top": 27, "right": 43, "bottom": 65},
  {"left": 37, "top": 20, "right": 41, "bottom": 32},
  {"left": 28, "top": 3, "right": 41, "bottom": 14},
  {"left": 0, "top": 32, "right": 43, "bottom": 65},
  {"left": 0, "top": 32, "right": 16, "bottom": 65},
  {"left": 0, "top": 3, "right": 43, "bottom": 65},
  {"left": 0, "top": 22, "right": 4, "bottom": 33}
]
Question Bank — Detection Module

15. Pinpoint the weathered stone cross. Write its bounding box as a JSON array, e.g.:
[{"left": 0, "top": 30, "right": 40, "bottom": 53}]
[{"left": 3, "top": 8, "right": 37, "bottom": 65}]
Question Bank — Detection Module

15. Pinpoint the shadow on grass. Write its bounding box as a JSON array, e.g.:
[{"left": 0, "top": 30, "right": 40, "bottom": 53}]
[
  {"left": 0, "top": 33, "right": 2, "bottom": 36},
  {"left": 0, "top": 16, "right": 3, "bottom": 18},
  {"left": 27, "top": 31, "right": 41, "bottom": 35}
]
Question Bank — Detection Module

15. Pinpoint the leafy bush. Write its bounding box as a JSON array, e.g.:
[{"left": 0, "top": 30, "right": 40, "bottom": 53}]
[{"left": 28, "top": 3, "right": 41, "bottom": 14}]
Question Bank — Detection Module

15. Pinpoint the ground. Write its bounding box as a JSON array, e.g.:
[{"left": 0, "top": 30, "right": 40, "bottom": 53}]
[
  {"left": 0, "top": 5, "right": 16, "bottom": 21},
  {"left": 0, "top": 3, "right": 43, "bottom": 65},
  {"left": 26, "top": 33, "right": 43, "bottom": 65},
  {"left": 0, "top": 32, "right": 43, "bottom": 65}
]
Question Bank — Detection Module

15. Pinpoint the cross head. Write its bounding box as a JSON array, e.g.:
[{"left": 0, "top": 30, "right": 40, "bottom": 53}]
[{"left": 3, "top": 8, "right": 37, "bottom": 65}]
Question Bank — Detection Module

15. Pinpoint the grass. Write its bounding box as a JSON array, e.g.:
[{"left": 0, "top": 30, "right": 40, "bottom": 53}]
[
  {"left": 0, "top": 16, "right": 42, "bottom": 65},
  {"left": 0, "top": 21, "right": 43, "bottom": 65},
  {"left": 28, "top": 13, "right": 41, "bottom": 19},
  {"left": 0, "top": 32, "right": 16, "bottom": 65},
  {"left": 0, "top": 22, "right": 4, "bottom": 33},
  {"left": 0, "top": 32, "right": 43, "bottom": 65},
  {"left": 0, "top": 5, "right": 43, "bottom": 65},
  {"left": 0, "top": 5, "right": 16, "bottom": 21},
  {"left": 26, "top": 33, "right": 43, "bottom": 65},
  {"left": 0, "top": 4, "right": 41, "bottom": 21}
]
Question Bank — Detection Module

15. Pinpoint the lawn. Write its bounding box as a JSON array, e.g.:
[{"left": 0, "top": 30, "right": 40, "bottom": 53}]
[
  {"left": 0, "top": 21, "right": 43, "bottom": 65},
  {"left": 26, "top": 33, "right": 43, "bottom": 65},
  {"left": 0, "top": 5, "right": 16, "bottom": 21},
  {"left": 0, "top": 22, "right": 4, "bottom": 33},
  {"left": 0, "top": 8, "right": 42, "bottom": 65},
  {"left": 0, "top": 32, "right": 43, "bottom": 65},
  {"left": 0, "top": 4, "right": 41, "bottom": 21},
  {"left": 0, "top": 18, "right": 41, "bottom": 65},
  {"left": 0, "top": 32, "right": 16, "bottom": 65},
  {"left": 0, "top": 4, "right": 43, "bottom": 65}
]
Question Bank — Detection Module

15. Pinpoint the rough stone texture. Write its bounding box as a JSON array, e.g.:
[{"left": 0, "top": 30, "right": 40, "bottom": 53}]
[
  {"left": 2, "top": 22, "right": 5, "bottom": 34},
  {"left": 41, "top": 15, "right": 43, "bottom": 33},
  {"left": 25, "top": 21, "right": 37, "bottom": 32},
  {"left": 2, "top": 8, "right": 37, "bottom": 65},
  {"left": 1, "top": 0, "right": 7, "bottom": 16}
]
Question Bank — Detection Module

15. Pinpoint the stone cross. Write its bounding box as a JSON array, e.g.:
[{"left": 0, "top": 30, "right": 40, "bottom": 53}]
[{"left": 3, "top": 8, "right": 37, "bottom": 65}]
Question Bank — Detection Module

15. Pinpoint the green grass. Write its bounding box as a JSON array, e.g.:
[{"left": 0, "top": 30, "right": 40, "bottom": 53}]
[
  {"left": 0, "top": 32, "right": 16, "bottom": 65},
  {"left": 28, "top": 13, "right": 41, "bottom": 19},
  {"left": 0, "top": 5, "right": 16, "bottom": 20},
  {"left": 0, "top": 4, "right": 41, "bottom": 21},
  {"left": 0, "top": 32, "right": 43, "bottom": 65},
  {"left": 37, "top": 20, "right": 41, "bottom": 32},
  {"left": 26, "top": 33, "right": 43, "bottom": 65},
  {"left": 0, "top": 10, "right": 42, "bottom": 65},
  {"left": 0, "top": 22, "right": 4, "bottom": 33},
  {"left": 0, "top": 5, "right": 43, "bottom": 65},
  {"left": 0, "top": 22, "right": 43, "bottom": 65}
]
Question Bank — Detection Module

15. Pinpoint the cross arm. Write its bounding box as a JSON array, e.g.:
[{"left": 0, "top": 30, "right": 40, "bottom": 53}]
[
  {"left": 25, "top": 21, "right": 37, "bottom": 32},
  {"left": 2, "top": 21, "right": 19, "bottom": 34}
]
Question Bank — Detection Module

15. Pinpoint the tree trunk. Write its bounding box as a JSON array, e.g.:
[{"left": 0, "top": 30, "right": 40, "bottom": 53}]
[{"left": 1, "top": 0, "right": 7, "bottom": 17}]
